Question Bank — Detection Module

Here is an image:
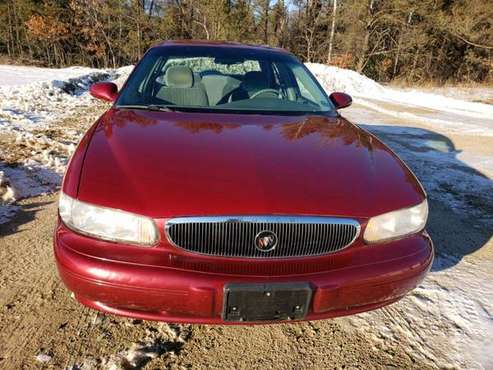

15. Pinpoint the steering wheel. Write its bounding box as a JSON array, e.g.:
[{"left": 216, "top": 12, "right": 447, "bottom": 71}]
[{"left": 249, "top": 88, "right": 280, "bottom": 99}]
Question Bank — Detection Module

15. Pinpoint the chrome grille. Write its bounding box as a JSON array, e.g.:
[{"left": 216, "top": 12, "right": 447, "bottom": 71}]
[{"left": 165, "top": 216, "right": 360, "bottom": 258}]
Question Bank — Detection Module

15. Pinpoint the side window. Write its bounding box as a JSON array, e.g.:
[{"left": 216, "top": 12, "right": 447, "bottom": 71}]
[
  {"left": 294, "top": 75, "right": 316, "bottom": 101},
  {"left": 290, "top": 63, "right": 330, "bottom": 108}
]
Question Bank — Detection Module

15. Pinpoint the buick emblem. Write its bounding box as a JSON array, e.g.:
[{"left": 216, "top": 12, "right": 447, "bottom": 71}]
[{"left": 255, "top": 230, "right": 278, "bottom": 252}]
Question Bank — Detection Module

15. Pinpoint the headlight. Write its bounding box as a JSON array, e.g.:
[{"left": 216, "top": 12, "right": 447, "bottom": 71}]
[
  {"left": 364, "top": 199, "right": 428, "bottom": 243},
  {"left": 59, "top": 192, "right": 158, "bottom": 245}
]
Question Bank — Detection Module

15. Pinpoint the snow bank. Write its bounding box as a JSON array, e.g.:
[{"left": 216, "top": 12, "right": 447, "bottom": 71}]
[
  {"left": 306, "top": 63, "right": 386, "bottom": 98},
  {"left": 306, "top": 63, "right": 493, "bottom": 136},
  {"left": 0, "top": 68, "right": 122, "bottom": 130},
  {"left": 0, "top": 65, "right": 100, "bottom": 87}
]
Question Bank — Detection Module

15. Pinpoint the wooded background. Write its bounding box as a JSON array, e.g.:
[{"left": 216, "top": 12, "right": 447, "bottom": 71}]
[{"left": 1, "top": 0, "right": 492, "bottom": 84}]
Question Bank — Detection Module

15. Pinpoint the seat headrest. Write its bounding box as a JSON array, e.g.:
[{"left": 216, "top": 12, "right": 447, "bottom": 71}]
[{"left": 165, "top": 66, "right": 194, "bottom": 88}]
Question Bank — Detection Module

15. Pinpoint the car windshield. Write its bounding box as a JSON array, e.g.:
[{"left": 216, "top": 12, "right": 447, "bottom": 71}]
[{"left": 116, "top": 45, "right": 334, "bottom": 114}]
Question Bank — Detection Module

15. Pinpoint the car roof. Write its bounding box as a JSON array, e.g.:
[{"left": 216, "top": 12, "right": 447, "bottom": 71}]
[{"left": 151, "top": 40, "right": 292, "bottom": 56}]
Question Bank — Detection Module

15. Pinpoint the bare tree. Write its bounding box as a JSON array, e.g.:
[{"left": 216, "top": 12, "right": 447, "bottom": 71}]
[{"left": 327, "top": 0, "right": 337, "bottom": 63}]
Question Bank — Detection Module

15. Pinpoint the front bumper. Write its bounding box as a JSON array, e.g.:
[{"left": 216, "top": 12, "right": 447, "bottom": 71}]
[{"left": 54, "top": 226, "right": 433, "bottom": 324}]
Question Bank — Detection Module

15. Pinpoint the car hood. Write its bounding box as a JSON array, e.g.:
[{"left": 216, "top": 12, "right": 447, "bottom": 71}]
[{"left": 77, "top": 108, "right": 424, "bottom": 218}]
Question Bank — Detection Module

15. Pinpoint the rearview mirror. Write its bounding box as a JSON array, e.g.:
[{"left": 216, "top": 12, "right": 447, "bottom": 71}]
[
  {"left": 329, "top": 92, "right": 352, "bottom": 110},
  {"left": 214, "top": 57, "right": 245, "bottom": 65},
  {"left": 90, "top": 82, "right": 118, "bottom": 102}
]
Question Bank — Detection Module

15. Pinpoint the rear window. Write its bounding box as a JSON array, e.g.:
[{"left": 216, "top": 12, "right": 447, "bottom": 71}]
[{"left": 164, "top": 57, "right": 261, "bottom": 75}]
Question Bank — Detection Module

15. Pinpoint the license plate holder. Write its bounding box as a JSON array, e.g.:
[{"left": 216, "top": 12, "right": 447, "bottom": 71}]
[{"left": 223, "top": 282, "right": 312, "bottom": 322}]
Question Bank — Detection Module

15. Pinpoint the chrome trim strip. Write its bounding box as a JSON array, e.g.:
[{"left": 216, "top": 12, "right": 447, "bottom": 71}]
[
  {"left": 166, "top": 215, "right": 361, "bottom": 226},
  {"left": 165, "top": 215, "right": 361, "bottom": 258}
]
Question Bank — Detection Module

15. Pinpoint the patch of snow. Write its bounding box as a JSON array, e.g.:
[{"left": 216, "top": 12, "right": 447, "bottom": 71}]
[
  {"left": 0, "top": 202, "right": 18, "bottom": 224},
  {"left": 405, "top": 86, "right": 493, "bottom": 105},
  {"left": 357, "top": 99, "right": 493, "bottom": 136},
  {"left": 35, "top": 352, "right": 53, "bottom": 362},
  {"left": 0, "top": 161, "right": 60, "bottom": 224},
  {"left": 345, "top": 255, "right": 493, "bottom": 369},
  {"left": 70, "top": 323, "right": 190, "bottom": 370},
  {"left": 0, "top": 170, "right": 15, "bottom": 202}
]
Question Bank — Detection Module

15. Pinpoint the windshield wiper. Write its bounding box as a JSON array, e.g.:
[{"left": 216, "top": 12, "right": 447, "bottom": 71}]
[
  {"left": 147, "top": 104, "right": 176, "bottom": 111},
  {"left": 116, "top": 104, "right": 329, "bottom": 115},
  {"left": 116, "top": 104, "right": 177, "bottom": 112}
]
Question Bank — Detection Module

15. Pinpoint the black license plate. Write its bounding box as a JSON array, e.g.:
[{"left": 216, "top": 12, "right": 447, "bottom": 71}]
[{"left": 223, "top": 283, "right": 312, "bottom": 322}]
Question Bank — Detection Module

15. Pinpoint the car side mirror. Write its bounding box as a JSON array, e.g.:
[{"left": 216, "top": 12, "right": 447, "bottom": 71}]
[
  {"left": 329, "top": 92, "right": 352, "bottom": 110},
  {"left": 90, "top": 82, "right": 118, "bottom": 102}
]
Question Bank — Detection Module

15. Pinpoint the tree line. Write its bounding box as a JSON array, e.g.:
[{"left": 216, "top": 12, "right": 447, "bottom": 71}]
[{"left": 1, "top": 0, "right": 492, "bottom": 84}]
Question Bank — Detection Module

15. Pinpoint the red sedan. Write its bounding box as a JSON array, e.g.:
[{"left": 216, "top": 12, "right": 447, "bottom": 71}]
[{"left": 54, "top": 41, "right": 433, "bottom": 324}]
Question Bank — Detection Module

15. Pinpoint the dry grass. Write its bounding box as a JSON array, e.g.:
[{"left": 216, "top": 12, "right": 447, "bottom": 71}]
[
  {"left": 388, "top": 78, "right": 493, "bottom": 89},
  {"left": 0, "top": 55, "right": 48, "bottom": 67}
]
